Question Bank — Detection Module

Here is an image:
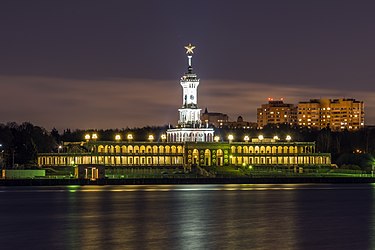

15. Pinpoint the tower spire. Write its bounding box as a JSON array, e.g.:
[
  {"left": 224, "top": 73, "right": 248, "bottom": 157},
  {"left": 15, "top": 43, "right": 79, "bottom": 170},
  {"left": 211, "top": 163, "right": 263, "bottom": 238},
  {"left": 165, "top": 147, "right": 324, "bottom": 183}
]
[{"left": 184, "top": 43, "right": 195, "bottom": 68}]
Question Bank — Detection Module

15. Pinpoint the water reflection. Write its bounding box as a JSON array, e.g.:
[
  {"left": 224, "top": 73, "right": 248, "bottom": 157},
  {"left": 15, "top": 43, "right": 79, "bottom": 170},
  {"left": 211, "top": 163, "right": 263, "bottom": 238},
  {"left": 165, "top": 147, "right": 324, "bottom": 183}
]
[{"left": 0, "top": 184, "right": 373, "bottom": 249}]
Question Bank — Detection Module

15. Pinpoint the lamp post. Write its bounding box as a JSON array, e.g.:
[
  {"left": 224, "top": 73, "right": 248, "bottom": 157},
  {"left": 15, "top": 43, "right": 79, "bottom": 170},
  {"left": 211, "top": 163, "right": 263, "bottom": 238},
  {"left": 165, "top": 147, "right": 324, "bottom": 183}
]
[
  {"left": 244, "top": 136, "right": 250, "bottom": 143},
  {"left": 92, "top": 133, "right": 98, "bottom": 141},
  {"left": 148, "top": 135, "right": 154, "bottom": 142},
  {"left": 58, "top": 145, "right": 62, "bottom": 153},
  {"left": 0, "top": 144, "right": 3, "bottom": 172},
  {"left": 228, "top": 134, "right": 234, "bottom": 143},
  {"left": 115, "top": 134, "right": 121, "bottom": 141},
  {"left": 214, "top": 136, "right": 220, "bottom": 142},
  {"left": 258, "top": 135, "right": 264, "bottom": 142},
  {"left": 286, "top": 135, "right": 292, "bottom": 142},
  {"left": 85, "top": 134, "right": 91, "bottom": 141},
  {"left": 127, "top": 134, "right": 133, "bottom": 142},
  {"left": 161, "top": 134, "right": 167, "bottom": 142}
]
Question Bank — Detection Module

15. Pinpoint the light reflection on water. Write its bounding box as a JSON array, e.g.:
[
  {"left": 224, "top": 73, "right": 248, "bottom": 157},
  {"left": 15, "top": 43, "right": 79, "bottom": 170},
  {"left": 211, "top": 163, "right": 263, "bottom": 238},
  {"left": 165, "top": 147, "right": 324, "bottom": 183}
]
[{"left": 0, "top": 184, "right": 374, "bottom": 250}]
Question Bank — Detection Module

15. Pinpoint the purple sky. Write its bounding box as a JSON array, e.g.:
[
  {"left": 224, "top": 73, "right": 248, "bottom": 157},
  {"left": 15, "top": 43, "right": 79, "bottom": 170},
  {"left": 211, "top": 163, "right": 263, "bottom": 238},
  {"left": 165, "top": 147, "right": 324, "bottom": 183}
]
[{"left": 0, "top": 1, "right": 374, "bottom": 130}]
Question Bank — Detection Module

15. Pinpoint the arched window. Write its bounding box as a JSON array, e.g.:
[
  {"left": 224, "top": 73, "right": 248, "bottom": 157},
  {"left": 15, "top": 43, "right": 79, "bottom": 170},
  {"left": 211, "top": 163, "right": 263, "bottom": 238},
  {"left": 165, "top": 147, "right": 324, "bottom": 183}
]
[
  {"left": 237, "top": 146, "right": 242, "bottom": 154},
  {"left": 204, "top": 149, "right": 211, "bottom": 166}
]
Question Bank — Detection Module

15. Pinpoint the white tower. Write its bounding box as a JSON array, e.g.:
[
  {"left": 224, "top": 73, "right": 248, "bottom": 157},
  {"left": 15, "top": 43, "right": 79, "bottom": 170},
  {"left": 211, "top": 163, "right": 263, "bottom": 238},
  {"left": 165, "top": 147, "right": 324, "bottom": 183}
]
[
  {"left": 167, "top": 43, "right": 214, "bottom": 142},
  {"left": 178, "top": 43, "right": 201, "bottom": 127}
]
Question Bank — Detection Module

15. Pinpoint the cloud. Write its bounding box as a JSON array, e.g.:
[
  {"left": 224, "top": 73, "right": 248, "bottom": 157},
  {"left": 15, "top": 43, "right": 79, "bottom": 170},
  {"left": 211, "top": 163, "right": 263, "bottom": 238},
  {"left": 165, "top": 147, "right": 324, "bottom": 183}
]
[{"left": 0, "top": 75, "right": 373, "bottom": 130}]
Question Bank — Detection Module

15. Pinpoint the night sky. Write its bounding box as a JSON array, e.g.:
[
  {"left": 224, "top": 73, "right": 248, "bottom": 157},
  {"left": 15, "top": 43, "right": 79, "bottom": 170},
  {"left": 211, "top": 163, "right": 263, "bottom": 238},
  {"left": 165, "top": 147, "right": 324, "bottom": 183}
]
[{"left": 1, "top": 1, "right": 374, "bottom": 130}]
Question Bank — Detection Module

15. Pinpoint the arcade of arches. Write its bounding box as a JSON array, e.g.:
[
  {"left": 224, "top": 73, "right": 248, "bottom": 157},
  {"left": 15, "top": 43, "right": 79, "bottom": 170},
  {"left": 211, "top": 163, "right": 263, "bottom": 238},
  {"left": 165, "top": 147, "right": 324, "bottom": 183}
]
[{"left": 38, "top": 141, "right": 331, "bottom": 168}]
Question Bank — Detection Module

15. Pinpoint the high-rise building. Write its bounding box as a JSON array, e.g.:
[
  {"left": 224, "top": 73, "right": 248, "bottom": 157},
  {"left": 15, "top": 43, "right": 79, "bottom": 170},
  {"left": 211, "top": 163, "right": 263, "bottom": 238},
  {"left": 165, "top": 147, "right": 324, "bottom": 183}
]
[
  {"left": 297, "top": 98, "right": 364, "bottom": 131},
  {"left": 257, "top": 99, "right": 297, "bottom": 129},
  {"left": 166, "top": 44, "right": 215, "bottom": 142}
]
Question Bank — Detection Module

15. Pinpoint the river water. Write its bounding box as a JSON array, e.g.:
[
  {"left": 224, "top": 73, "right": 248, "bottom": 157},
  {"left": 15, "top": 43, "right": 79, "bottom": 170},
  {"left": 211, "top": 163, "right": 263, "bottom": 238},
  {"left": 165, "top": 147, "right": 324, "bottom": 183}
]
[{"left": 0, "top": 184, "right": 374, "bottom": 250}]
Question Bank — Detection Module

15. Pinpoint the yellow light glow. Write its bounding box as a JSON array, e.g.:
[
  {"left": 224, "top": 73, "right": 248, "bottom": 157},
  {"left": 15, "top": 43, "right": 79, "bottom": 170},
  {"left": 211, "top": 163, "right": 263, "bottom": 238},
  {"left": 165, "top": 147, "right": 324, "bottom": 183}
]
[
  {"left": 115, "top": 134, "right": 121, "bottom": 141},
  {"left": 258, "top": 135, "right": 264, "bottom": 141},
  {"left": 127, "top": 134, "right": 133, "bottom": 140},
  {"left": 161, "top": 134, "right": 167, "bottom": 140},
  {"left": 92, "top": 133, "right": 98, "bottom": 140},
  {"left": 184, "top": 43, "right": 196, "bottom": 54},
  {"left": 244, "top": 136, "right": 250, "bottom": 142},
  {"left": 286, "top": 135, "right": 292, "bottom": 141},
  {"left": 85, "top": 134, "right": 90, "bottom": 140},
  {"left": 228, "top": 134, "right": 234, "bottom": 141},
  {"left": 148, "top": 135, "right": 154, "bottom": 141},
  {"left": 273, "top": 135, "right": 280, "bottom": 140},
  {"left": 214, "top": 136, "right": 220, "bottom": 142}
]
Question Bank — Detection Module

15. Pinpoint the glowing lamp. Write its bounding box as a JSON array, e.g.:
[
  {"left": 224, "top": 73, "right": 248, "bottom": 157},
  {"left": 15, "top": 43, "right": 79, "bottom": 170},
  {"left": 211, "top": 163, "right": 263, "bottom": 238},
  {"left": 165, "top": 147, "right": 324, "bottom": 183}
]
[
  {"left": 228, "top": 134, "right": 234, "bottom": 142},
  {"left": 127, "top": 134, "right": 133, "bottom": 141}
]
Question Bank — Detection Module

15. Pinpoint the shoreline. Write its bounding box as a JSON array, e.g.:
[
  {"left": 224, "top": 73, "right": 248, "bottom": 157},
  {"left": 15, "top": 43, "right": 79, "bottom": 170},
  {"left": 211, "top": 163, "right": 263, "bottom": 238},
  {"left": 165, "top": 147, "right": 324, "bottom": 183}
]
[{"left": 0, "top": 177, "right": 374, "bottom": 186}]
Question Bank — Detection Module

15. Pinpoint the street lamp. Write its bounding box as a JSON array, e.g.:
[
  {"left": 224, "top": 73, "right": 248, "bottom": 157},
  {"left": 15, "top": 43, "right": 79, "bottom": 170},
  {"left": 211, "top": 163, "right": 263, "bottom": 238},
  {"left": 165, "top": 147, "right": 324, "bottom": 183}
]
[
  {"left": 273, "top": 135, "right": 280, "bottom": 141},
  {"left": 258, "top": 135, "right": 264, "bottom": 141},
  {"left": 286, "top": 135, "right": 292, "bottom": 142},
  {"left": 85, "top": 134, "right": 91, "bottom": 141},
  {"left": 228, "top": 134, "right": 234, "bottom": 143},
  {"left": 0, "top": 144, "right": 3, "bottom": 171},
  {"left": 92, "top": 133, "right": 98, "bottom": 140},
  {"left": 214, "top": 136, "right": 220, "bottom": 142},
  {"left": 244, "top": 135, "right": 250, "bottom": 143},
  {"left": 127, "top": 134, "right": 133, "bottom": 142},
  {"left": 161, "top": 134, "right": 167, "bottom": 142},
  {"left": 148, "top": 135, "right": 154, "bottom": 142},
  {"left": 58, "top": 145, "right": 62, "bottom": 153},
  {"left": 115, "top": 134, "right": 121, "bottom": 141}
]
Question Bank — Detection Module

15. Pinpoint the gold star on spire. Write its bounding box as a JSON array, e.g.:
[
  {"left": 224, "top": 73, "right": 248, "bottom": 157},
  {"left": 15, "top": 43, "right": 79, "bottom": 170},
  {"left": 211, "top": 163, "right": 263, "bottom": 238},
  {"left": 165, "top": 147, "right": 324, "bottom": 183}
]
[{"left": 184, "top": 43, "right": 196, "bottom": 54}]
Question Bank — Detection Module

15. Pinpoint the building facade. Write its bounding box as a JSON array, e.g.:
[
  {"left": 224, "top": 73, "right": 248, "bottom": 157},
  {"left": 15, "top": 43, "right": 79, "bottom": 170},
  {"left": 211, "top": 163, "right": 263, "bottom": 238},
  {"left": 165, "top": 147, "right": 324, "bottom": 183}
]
[
  {"left": 201, "top": 108, "right": 229, "bottom": 128},
  {"left": 38, "top": 139, "right": 331, "bottom": 169},
  {"left": 297, "top": 98, "right": 364, "bottom": 131},
  {"left": 167, "top": 43, "right": 214, "bottom": 142},
  {"left": 257, "top": 99, "right": 297, "bottom": 129}
]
